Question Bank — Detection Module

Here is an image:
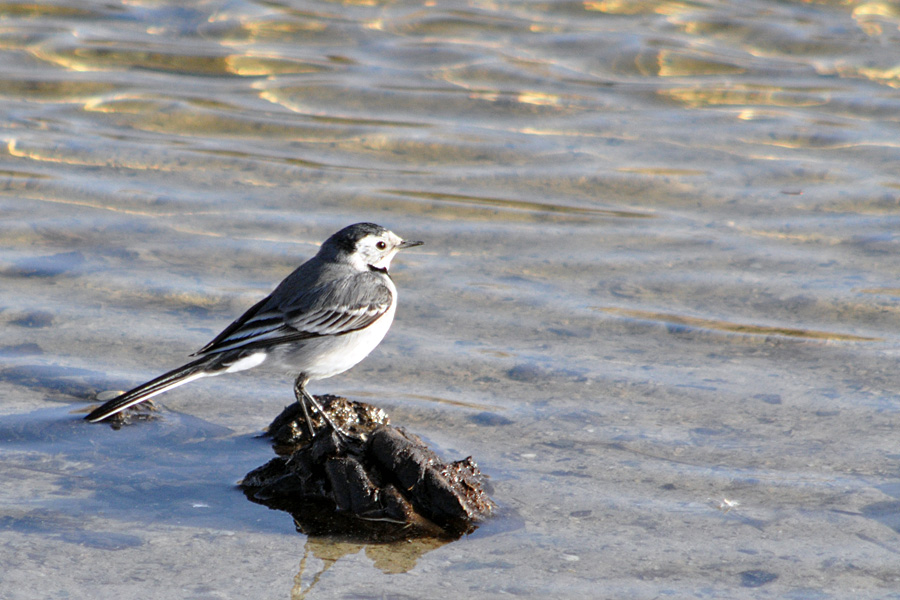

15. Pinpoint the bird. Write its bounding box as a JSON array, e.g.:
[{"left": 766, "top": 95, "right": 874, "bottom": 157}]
[{"left": 85, "top": 222, "right": 423, "bottom": 433}]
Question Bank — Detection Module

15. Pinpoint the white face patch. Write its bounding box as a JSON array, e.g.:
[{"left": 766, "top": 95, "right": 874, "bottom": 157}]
[
  {"left": 353, "top": 231, "right": 404, "bottom": 271},
  {"left": 368, "top": 247, "right": 400, "bottom": 270}
]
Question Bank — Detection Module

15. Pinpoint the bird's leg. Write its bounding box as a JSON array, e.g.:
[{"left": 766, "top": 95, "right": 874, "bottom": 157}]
[
  {"left": 293, "top": 376, "right": 317, "bottom": 438},
  {"left": 292, "top": 376, "right": 345, "bottom": 439}
]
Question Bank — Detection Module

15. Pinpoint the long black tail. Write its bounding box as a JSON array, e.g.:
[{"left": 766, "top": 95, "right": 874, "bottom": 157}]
[{"left": 85, "top": 355, "right": 218, "bottom": 423}]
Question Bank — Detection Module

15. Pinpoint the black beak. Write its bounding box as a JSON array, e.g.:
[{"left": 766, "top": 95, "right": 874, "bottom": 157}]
[{"left": 398, "top": 239, "right": 424, "bottom": 249}]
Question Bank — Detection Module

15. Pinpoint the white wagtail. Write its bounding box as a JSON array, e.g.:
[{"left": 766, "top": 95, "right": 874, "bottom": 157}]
[{"left": 85, "top": 223, "right": 423, "bottom": 432}]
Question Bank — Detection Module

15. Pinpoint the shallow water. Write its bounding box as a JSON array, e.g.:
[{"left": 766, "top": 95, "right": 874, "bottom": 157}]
[{"left": 4, "top": 0, "right": 900, "bottom": 597}]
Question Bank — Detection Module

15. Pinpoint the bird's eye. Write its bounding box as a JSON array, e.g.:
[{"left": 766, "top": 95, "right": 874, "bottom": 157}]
[{"left": 376, "top": 241, "right": 387, "bottom": 250}]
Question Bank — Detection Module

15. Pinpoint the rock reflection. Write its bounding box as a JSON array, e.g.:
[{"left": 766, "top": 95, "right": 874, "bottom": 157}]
[{"left": 292, "top": 535, "right": 450, "bottom": 598}]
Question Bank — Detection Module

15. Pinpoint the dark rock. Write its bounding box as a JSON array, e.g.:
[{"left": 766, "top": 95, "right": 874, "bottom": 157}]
[
  {"left": 368, "top": 426, "right": 495, "bottom": 534},
  {"left": 740, "top": 570, "right": 778, "bottom": 588},
  {"left": 10, "top": 312, "right": 54, "bottom": 328},
  {"left": 5, "top": 251, "right": 85, "bottom": 278},
  {"left": 241, "top": 395, "right": 494, "bottom": 541},
  {"left": 267, "top": 394, "right": 389, "bottom": 453},
  {"left": 91, "top": 401, "right": 160, "bottom": 429},
  {"left": 468, "top": 411, "right": 513, "bottom": 426}
]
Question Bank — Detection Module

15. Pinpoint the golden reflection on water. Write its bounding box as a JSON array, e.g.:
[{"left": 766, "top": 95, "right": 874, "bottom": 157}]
[
  {"left": 595, "top": 307, "right": 883, "bottom": 342},
  {"left": 512, "top": 91, "right": 561, "bottom": 107},
  {"left": 31, "top": 44, "right": 228, "bottom": 75},
  {"left": 584, "top": 0, "right": 692, "bottom": 16},
  {"left": 616, "top": 167, "right": 705, "bottom": 176},
  {"left": 0, "top": 3, "right": 95, "bottom": 18},
  {"left": 28, "top": 37, "right": 327, "bottom": 78},
  {"left": 843, "top": 64, "right": 900, "bottom": 88},
  {"left": 0, "top": 168, "right": 51, "bottom": 179},
  {"left": 224, "top": 54, "right": 328, "bottom": 76},
  {"left": 218, "top": 19, "right": 330, "bottom": 44},
  {"left": 852, "top": 2, "right": 900, "bottom": 36},
  {"left": 636, "top": 49, "right": 746, "bottom": 78},
  {"left": 400, "top": 392, "right": 498, "bottom": 411},
  {"left": 82, "top": 94, "right": 364, "bottom": 142},
  {"left": 859, "top": 288, "right": 900, "bottom": 297},
  {"left": 660, "top": 86, "right": 828, "bottom": 108},
  {"left": 0, "top": 79, "right": 117, "bottom": 102},
  {"left": 383, "top": 189, "right": 656, "bottom": 220},
  {"left": 7, "top": 138, "right": 175, "bottom": 171}
]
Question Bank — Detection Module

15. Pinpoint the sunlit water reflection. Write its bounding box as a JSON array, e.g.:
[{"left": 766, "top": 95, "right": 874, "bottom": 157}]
[{"left": 4, "top": 0, "right": 900, "bottom": 597}]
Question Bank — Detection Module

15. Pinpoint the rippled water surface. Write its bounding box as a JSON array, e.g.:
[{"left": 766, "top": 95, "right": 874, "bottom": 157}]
[{"left": 5, "top": 0, "right": 900, "bottom": 597}]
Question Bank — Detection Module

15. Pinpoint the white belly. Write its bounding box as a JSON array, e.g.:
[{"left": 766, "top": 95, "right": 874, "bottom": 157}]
[
  {"left": 308, "top": 300, "right": 397, "bottom": 380},
  {"left": 266, "top": 297, "right": 398, "bottom": 382}
]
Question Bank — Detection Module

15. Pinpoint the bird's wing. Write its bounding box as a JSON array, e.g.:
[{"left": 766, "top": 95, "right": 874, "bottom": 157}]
[{"left": 194, "top": 272, "right": 392, "bottom": 355}]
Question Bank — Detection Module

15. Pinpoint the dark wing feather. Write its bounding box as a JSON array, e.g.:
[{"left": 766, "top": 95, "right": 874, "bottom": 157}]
[
  {"left": 192, "top": 295, "right": 270, "bottom": 356},
  {"left": 194, "top": 272, "right": 392, "bottom": 356}
]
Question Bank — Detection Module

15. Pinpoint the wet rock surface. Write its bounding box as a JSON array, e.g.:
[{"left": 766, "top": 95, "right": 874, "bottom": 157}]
[
  {"left": 241, "top": 395, "right": 494, "bottom": 541},
  {"left": 91, "top": 400, "right": 160, "bottom": 429}
]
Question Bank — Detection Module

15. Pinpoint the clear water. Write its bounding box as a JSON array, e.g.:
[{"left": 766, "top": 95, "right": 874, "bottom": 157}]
[{"left": 3, "top": 0, "right": 900, "bottom": 597}]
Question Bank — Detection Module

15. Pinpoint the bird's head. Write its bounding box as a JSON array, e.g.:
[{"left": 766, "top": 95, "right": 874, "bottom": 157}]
[{"left": 322, "top": 223, "right": 423, "bottom": 272}]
